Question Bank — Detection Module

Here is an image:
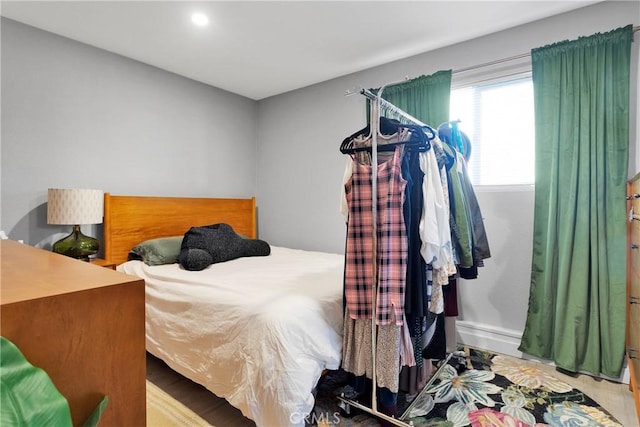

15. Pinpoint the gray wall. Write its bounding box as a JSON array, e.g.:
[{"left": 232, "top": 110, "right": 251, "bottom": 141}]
[
  {"left": 256, "top": 1, "right": 640, "bottom": 357},
  {"left": 1, "top": 17, "right": 258, "bottom": 249},
  {"left": 1, "top": 2, "right": 638, "bottom": 359}
]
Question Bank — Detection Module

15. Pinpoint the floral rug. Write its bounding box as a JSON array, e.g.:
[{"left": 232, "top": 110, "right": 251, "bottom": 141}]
[
  {"left": 315, "top": 347, "right": 622, "bottom": 427},
  {"left": 401, "top": 347, "right": 622, "bottom": 427}
]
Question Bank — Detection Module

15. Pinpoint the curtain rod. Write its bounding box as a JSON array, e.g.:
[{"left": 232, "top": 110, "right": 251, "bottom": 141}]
[
  {"left": 454, "top": 25, "right": 640, "bottom": 75},
  {"left": 344, "top": 26, "right": 640, "bottom": 88},
  {"left": 453, "top": 53, "right": 530, "bottom": 75}
]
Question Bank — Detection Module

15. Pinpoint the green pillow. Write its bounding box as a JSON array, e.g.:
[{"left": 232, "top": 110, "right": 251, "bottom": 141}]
[{"left": 128, "top": 236, "right": 183, "bottom": 266}]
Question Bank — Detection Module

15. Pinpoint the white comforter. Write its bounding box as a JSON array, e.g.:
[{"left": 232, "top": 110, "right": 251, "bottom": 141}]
[{"left": 118, "top": 246, "right": 344, "bottom": 427}]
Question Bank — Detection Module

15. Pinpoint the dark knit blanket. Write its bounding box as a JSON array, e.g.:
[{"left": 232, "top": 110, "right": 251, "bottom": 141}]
[{"left": 179, "top": 223, "right": 271, "bottom": 271}]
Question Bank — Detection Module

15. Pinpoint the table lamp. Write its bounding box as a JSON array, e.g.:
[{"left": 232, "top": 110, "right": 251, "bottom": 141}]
[{"left": 47, "top": 188, "right": 104, "bottom": 260}]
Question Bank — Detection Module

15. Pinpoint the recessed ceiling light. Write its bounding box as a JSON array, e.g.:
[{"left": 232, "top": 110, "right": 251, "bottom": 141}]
[{"left": 191, "top": 13, "right": 209, "bottom": 27}]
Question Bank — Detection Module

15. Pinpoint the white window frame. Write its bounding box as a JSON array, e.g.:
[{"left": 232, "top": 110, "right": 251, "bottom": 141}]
[{"left": 451, "top": 55, "right": 535, "bottom": 190}]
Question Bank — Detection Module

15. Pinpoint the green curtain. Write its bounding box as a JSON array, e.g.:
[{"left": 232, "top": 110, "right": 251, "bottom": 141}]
[
  {"left": 519, "top": 25, "right": 633, "bottom": 377},
  {"left": 369, "top": 70, "right": 452, "bottom": 125}
]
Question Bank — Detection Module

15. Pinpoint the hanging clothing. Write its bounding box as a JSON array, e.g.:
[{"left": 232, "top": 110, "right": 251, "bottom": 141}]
[
  {"left": 399, "top": 363, "right": 432, "bottom": 396},
  {"left": 344, "top": 145, "right": 407, "bottom": 326},
  {"left": 458, "top": 152, "right": 491, "bottom": 266},
  {"left": 403, "top": 148, "right": 428, "bottom": 319},
  {"left": 443, "top": 278, "right": 459, "bottom": 317},
  {"left": 443, "top": 144, "right": 474, "bottom": 268},
  {"left": 421, "top": 312, "right": 447, "bottom": 361},
  {"left": 436, "top": 140, "right": 454, "bottom": 286},
  {"left": 419, "top": 144, "right": 455, "bottom": 282},
  {"left": 341, "top": 307, "right": 416, "bottom": 392},
  {"left": 341, "top": 307, "right": 402, "bottom": 393},
  {"left": 338, "top": 78, "right": 494, "bottom": 418},
  {"left": 340, "top": 127, "right": 412, "bottom": 221}
]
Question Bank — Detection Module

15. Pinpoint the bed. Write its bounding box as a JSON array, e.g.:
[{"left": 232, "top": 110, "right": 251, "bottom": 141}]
[{"left": 103, "top": 194, "right": 344, "bottom": 427}]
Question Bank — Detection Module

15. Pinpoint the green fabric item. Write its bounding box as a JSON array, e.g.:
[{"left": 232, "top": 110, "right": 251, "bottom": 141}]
[
  {"left": 368, "top": 70, "right": 452, "bottom": 126},
  {"left": 519, "top": 25, "right": 632, "bottom": 377},
  {"left": 443, "top": 144, "right": 474, "bottom": 268},
  {"left": 1, "top": 336, "right": 73, "bottom": 427},
  {"left": 129, "top": 235, "right": 183, "bottom": 265}
]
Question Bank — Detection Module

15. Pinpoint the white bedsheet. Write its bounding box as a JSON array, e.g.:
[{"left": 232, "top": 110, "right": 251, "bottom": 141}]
[{"left": 118, "top": 246, "right": 344, "bottom": 427}]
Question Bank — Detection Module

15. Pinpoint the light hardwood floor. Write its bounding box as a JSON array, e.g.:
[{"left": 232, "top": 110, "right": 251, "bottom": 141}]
[
  {"left": 146, "top": 353, "right": 255, "bottom": 427},
  {"left": 521, "top": 358, "right": 638, "bottom": 427},
  {"left": 147, "top": 352, "right": 639, "bottom": 427}
]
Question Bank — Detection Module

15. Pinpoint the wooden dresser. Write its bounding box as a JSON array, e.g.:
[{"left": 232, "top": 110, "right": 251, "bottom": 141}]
[
  {"left": 627, "top": 173, "right": 640, "bottom": 423},
  {"left": 0, "top": 240, "right": 146, "bottom": 426}
]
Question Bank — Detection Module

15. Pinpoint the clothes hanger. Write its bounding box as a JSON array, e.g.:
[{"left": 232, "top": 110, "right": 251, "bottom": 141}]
[
  {"left": 340, "top": 118, "right": 432, "bottom": 154},
  {"left": 339, "top": 117, "right": 404, "bottom": 153}
]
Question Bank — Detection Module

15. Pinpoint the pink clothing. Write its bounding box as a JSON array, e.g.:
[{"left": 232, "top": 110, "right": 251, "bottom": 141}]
[{"left": 344, "top": 146, "right": 407, "bottom": 326}]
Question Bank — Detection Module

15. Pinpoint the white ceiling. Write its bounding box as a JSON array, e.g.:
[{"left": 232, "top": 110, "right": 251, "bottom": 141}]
[{"left": 1, "top": 1, "right": 600, "bottom": 100}]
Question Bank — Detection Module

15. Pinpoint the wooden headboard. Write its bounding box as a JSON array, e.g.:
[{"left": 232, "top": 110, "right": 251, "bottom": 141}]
[{"left": 103, "top": 193, "right": 257, "bottom": 265}]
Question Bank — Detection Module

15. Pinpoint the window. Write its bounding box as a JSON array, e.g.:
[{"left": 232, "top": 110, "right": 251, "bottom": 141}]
[{"left": 450, "top": 76, "right": 535, "bottom": 186}]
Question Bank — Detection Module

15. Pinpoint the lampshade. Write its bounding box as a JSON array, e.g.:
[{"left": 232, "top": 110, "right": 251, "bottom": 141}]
[
  {"left": 47, "top": 189, "right": 103, "bottom": 225},
  {"left": 47, "top": 189, "right": 104, "bottom": 260}
]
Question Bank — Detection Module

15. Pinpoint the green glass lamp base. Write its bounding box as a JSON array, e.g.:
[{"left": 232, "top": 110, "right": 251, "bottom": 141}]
[{"left": 52, "top": 225, "right": 99, "bottom": 261}]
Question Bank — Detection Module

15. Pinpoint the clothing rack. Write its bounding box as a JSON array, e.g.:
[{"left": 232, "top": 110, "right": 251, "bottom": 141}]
[
  {"left": 337, "top": 86, "right": 451, "bottom": 427},
  {"left": 359, "top": 88, "right": 427, "bottom": 127}
]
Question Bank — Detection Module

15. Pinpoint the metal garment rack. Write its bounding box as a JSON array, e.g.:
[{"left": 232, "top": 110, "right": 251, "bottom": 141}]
[{"left": 337, "top": 86, "right": 451, "bottom": 426}]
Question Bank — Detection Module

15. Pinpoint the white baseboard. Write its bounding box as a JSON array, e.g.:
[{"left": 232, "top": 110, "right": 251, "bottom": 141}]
[
  {"left": 453, "top": 319, "right": 630, "bottom": 385},
  {"left": 455, "top": 319, "right": 525, "bottom": 358}
]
